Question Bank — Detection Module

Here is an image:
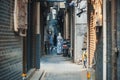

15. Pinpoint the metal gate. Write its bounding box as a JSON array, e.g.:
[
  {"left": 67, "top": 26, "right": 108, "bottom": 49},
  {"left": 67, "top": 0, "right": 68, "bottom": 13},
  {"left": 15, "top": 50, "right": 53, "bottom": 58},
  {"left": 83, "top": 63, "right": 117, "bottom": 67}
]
[{"left": 0, "top": 0, "right": 23, "bottom": 80}]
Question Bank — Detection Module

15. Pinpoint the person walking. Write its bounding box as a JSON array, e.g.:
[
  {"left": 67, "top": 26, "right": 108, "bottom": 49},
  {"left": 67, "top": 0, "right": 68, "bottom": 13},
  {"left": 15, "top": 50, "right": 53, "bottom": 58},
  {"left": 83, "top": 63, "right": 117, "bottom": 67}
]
[
  {"left": 57, "top": 33, "right": 63, "bottom": 55},
  {"left": 82, "top": 51, "right": 87, "bottom": 68},
  {"left": 48, "top": 31, "right": 54, "bottom": 54}
]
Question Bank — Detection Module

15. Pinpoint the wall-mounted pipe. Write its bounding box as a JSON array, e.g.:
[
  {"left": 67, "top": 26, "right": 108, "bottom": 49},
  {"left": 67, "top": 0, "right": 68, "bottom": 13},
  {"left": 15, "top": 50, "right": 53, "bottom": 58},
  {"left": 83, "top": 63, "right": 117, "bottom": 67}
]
[
  {"left": 14, "top": 0, "right": 28, "bottom": 37},
  {"left": 103, "top": 0, "right": 107, "bottom": 80},
  {"left": 35, "top": 2, "right": 40, "bottom": 69},
  {"left": 36, "top": 2, "right": 40, "bottom": 34},
  {"left": 14, "top": 0, "right": 18, "bottom": 32},
  {"left": 111, "top": 0, "right": 117, "bottom": 80}
]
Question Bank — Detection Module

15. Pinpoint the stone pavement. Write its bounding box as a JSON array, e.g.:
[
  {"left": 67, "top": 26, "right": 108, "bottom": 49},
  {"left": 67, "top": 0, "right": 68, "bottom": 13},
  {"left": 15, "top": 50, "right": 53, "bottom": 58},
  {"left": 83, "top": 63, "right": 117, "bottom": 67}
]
[
  {"left": 40, "top": 54, "right": 94, "bottom": 80},
  {"left": 30, "top": 47, "right": 95, "bottom": 80},
  {"left": 30, "top": 69, "right": 44, "bottom": 80}
]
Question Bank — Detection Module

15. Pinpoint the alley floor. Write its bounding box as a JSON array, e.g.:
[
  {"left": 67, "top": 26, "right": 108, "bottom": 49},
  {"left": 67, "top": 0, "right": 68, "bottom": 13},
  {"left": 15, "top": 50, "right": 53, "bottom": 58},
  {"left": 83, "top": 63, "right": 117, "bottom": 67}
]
[{"left": 40, "top": 49, "right": 89, "bottom": 80}]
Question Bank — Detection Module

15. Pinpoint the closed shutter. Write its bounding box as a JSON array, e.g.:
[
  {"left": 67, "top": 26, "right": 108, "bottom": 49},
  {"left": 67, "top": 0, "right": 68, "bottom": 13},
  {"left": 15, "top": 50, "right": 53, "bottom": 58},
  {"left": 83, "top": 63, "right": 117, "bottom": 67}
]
[{"left": 0, "top": 0, "right": 23, "bottom": 80}]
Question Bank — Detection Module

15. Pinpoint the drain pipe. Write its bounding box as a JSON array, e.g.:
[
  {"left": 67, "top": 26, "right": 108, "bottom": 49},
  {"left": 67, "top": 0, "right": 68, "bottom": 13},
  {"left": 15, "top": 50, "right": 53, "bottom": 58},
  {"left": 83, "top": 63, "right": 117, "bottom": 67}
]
[
  {"left": 86, "top": 0, "right": 89, "bottom": 69},
  {"left": 35, "top": 2, "right": 40, "bottom": 69},
  {"left": 111, "top": 0, "right": 117, "bottom": 80},
  {"left": 103, "top": 0, "right": 107, "bottom": 80}
]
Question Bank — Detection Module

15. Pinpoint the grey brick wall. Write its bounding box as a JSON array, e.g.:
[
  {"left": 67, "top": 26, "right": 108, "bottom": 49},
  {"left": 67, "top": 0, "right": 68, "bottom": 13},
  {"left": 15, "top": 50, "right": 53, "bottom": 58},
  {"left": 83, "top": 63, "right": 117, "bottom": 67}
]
[{"left": 0, "top": 0, "right": 23, "bottom": 80}]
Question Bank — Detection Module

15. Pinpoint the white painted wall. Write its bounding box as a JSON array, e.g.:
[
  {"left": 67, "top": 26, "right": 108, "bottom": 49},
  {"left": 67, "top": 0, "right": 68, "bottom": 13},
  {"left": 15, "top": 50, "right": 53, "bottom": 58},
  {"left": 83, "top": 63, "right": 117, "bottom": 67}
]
[{"left": 74, "top": 0, "right": 87, "bottom": 63}]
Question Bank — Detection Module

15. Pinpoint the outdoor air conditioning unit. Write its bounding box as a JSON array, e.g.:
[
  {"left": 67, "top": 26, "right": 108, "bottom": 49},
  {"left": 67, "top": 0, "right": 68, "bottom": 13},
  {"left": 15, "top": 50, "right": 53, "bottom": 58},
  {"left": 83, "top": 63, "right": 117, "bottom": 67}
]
[{"left": 14, "top": 0, "right": 28, "bottom": 37}]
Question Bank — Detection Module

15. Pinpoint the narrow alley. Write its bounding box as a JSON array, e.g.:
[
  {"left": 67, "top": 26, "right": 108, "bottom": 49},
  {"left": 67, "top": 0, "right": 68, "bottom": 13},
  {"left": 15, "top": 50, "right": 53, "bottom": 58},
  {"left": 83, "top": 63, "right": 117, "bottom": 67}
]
[
  {"left": 1, "top": 0, "right": 120, "bottom": 80},
  {"left": 30, "top": 48, "right": 95, "bottom": 80},
  {"left": 40, "top": 49, "right": 89, "bottom": 80}
]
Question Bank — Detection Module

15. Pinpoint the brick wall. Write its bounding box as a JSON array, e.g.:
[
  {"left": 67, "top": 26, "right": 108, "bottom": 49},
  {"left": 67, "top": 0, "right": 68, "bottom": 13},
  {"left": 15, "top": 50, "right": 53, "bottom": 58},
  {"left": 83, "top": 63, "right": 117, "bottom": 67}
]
[
  {"left": 89, "top": 13, "right": 96, "bottom": 65},
  {"left": 0, "top": 0, "right": 23, "bottom": 80},
  {"left": 88, "top": 0, "right": 103, "bottom": 79}
]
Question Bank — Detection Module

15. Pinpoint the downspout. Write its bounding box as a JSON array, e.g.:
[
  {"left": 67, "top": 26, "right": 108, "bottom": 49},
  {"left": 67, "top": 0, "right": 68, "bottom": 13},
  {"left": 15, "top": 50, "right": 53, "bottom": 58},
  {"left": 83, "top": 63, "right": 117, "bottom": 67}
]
[
  {"left": 14, "top": 0, "right": 18, "bottom": 32},
  {"left": 111, "top": 0, "right": 117, "bottom": 80},
  {"left": 66, "top": 11, "right": 69, "bottom": 39},
  {"left": 103, "top": 0, "right": 107, "bottom": 80},
  {"left": 87, "top": 0, "right": 89, "bottom": 69},
  {"left": 72, "top": 6, "right": 75, "bottom": 60},
  {"left": 36, "top": 2, "right": 40, "bottom": 35},
  {"left": 22, "top": 0, "right": 28, "bottom": 79},
  {"left": 70, "top": 7, "right": 73, "bottom": 58},
  {"left": 64, "top": 11, "right": 66, "bottom": 38},
  {"left": 35, "top": 2, "right": 40, "bottom": 69}
]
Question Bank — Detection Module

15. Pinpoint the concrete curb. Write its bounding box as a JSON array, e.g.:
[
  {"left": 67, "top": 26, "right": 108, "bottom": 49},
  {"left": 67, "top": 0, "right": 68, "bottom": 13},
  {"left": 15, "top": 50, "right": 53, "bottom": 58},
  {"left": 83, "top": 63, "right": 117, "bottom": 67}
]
[
  {"left": 39, "top": 71, "right": 46, "bottom": 80},
  {"left": 29, "top": 69, "right": 45, "bottom": 80},
  {"left": 27, "top": 68, "right": 36, "bottom": 80}
]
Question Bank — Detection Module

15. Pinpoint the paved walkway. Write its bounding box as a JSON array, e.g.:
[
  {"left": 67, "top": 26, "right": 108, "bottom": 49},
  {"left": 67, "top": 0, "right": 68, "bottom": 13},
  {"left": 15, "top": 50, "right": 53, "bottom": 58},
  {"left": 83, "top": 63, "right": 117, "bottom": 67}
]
[{"left": 41, "top": 54, "right": 89, "bottom": 80}]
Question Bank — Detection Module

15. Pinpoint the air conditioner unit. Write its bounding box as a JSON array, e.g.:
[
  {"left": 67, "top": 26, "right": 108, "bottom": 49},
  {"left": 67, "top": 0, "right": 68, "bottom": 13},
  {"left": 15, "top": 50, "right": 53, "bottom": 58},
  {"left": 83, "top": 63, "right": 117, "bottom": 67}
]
[{"left": 14, "top": 0, "right": 28, "bottom": 37}]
